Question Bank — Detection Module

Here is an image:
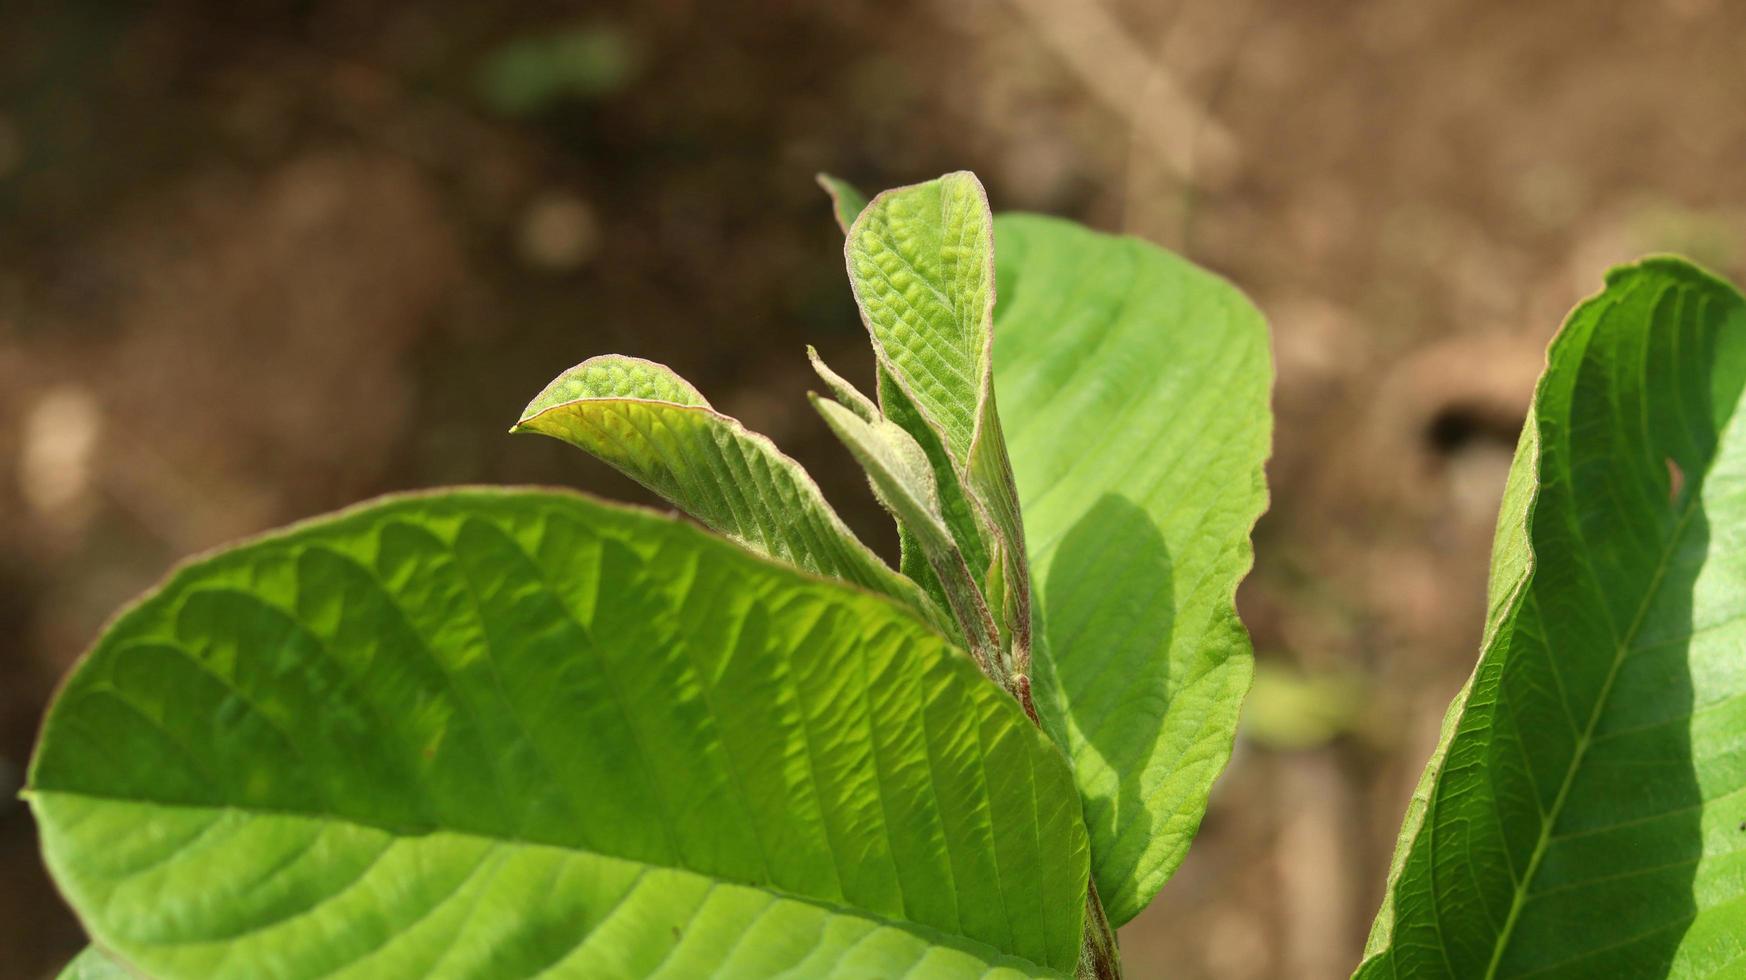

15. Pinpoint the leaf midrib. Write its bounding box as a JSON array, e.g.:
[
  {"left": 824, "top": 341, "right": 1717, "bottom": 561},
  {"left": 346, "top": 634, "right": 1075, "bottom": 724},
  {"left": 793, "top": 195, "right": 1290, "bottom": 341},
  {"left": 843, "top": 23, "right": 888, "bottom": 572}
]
[{"left": 1479, "top": 456, "right": 1708, "bottom": 979}]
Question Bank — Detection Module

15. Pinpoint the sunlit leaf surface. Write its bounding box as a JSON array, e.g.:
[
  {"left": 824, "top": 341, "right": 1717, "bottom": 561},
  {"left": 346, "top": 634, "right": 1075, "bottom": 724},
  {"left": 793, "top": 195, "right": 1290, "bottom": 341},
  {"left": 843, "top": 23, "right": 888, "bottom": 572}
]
[
  {"left": 1359, "top": 258, "right": 1746, "bottom": 978},
  {"left": 30, "top": 489, "right": 1089, "bottom": 978},
  {"left": 994, "top": 214, "right": 1272, "bottom": 926}
]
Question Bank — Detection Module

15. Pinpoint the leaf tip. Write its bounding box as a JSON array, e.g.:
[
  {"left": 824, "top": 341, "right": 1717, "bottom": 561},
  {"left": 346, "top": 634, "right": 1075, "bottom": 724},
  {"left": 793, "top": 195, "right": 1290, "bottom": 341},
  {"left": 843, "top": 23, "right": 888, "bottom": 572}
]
[
  {"left": 509, "top": 410, "right": 554, "bottom": 436},
  {"left": 817, "top": 173, "right": 868, "bottom": 235},
  {"left": 807, "top": 391, "right": 849, "bottom": 426}
]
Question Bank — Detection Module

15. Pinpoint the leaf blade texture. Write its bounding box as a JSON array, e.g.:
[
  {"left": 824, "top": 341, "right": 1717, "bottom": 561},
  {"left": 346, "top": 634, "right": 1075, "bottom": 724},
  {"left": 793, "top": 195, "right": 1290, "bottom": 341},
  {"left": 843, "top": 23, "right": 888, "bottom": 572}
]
[
  {"left": 992, "top": 214, "right": 1273, "bottom": 926},
  {"left": 515, "top": 354, "right": 947, "bottom": 633},
  {"left": 814, "top": 177, "right": 992, "bottom": 631},
  {"left": 28, "top": 489, "right": 1089, "bottom": 978},
  {"left": 847, "top": 173, "right": 1031, "bottom": 663},
  {"left": 1358, "top": 258, "right": 1746, "bottom": 978},
  {"left": 817, "top": 173, "right": 870, "bottom": 235}
]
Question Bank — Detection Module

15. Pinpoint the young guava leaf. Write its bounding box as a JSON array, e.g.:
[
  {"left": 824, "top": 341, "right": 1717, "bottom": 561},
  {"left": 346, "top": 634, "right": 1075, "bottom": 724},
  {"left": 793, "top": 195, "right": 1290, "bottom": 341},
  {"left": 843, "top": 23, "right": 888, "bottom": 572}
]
[
  {"left": 814, "top": 178, "right": 991, "bottom": 624},
  {"left": 846, "top": 173, "right": 1033, "bottom": 674},
  {"left": 847, "top": 172, "right": 996, "bottom": 466},
  {"left": 515, "top": 354, "right": 949, "bottom": 634},
  {"left": 811, "top": 392, "right": 1002, "bottom": 677},
  {"left": 991, "top": 214, "right": 1272, "bottom": 926},
  {"left": 1357, "top": 258, "right": 1746, "bottom": 978},
  {"left": 57, "top": 948, "right": 128, "bottom": 980},
  {"left": 817, "top": 172, "right": 869, "bottom": 234},
  {"left": 28, "top": 489, "right": 1090, "bottom": 978},
  {"left": 521, "top": 352, "right": 711, "bottom": 411},
  {"left": 806, "top": 342, "right": 963, "bottom": 620},
  {"left": 878, "top": 367, "right": 995, "bottom": 588},
  {"left": 807, "top": 345, "right": 882, "bottom": 422}
]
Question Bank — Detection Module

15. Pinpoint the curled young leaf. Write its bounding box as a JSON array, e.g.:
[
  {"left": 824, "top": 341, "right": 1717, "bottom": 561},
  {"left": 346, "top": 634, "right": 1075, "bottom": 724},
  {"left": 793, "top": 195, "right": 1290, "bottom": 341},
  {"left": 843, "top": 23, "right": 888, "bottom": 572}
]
[
  {"left": 806, "top": 345, "right": 882, "bottom": 423},
  {"left": 514, "top": 354, "right": 948, "bottom": 633},
  {"left": 812, "top": 391, "right": 1002, "bottom": 678},
  {"left": 846, "top": 172, "right": 1033, "bottom": 675},
  {"left": 817, "top": 172, "right": 870, "bottom": 236}
]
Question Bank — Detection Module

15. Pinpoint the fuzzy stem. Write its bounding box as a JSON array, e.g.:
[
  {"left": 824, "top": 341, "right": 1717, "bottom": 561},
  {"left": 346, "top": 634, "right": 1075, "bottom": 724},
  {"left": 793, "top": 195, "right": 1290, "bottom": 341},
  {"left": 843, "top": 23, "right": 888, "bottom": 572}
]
[{"left": 1078, "top": 879, "right": 1123, "bottom": 980}]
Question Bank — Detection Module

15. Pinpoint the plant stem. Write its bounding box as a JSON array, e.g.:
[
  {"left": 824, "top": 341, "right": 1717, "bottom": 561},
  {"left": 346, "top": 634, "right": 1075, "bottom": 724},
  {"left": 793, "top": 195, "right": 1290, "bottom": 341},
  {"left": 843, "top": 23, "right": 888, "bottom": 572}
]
[
  {"left": 1078, "top": 879, "right": 1123, "bottom": 980},
  {"left": 1012, "top": 672, "right": 1041, "bottom": 726}
]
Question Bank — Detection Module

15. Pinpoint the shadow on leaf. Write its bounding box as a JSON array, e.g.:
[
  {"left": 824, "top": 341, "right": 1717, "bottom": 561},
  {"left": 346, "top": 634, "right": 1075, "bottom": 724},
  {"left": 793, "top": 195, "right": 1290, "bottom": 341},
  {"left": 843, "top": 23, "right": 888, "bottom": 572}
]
[{"left": 1034, "top": 493, "right": 1173, "bottom": 920}]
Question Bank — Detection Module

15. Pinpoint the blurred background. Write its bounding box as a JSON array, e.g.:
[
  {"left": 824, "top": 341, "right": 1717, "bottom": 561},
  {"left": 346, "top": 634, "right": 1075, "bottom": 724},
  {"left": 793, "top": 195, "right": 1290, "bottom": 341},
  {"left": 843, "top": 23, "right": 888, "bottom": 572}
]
[{"left": 3, "top": 0, "right": 1745, "bottom": 976}]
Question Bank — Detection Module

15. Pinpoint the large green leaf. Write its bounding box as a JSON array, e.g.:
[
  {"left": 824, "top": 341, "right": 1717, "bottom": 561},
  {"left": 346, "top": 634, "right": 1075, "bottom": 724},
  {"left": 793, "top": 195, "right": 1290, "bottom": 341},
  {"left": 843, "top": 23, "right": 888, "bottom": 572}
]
[
  {"left": 991, "top": 214, "right": 1272, "bottom": 926},
  {"left": 1358, "top": 258, "right": 1746, "bottom": 978},
  {"left": 28, "top": 489, "right": 1089, "bottom": 978},
  {"left": 514, "top": 354, "right": 948, "bottom": 635}
]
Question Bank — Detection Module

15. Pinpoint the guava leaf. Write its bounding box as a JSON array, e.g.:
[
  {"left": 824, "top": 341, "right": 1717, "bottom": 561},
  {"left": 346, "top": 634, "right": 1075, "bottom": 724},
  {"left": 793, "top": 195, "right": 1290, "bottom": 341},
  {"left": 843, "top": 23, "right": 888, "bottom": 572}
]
[
  {"left": 847, "top": 172, "right": 995, "bottom": 471},
  {"left": 847, "top": 173, "right": 1031, "bottom": 662},
  {"left": 991, "top": 214, "right": 1272, "bottom": 926},
  {"left": 28, "top": 489, "right": 1089, "bottom": 978},
  {"left": 879, "top": 367, "right": 995, "bottom": 590},
  {"left": 1357, "top": 258, "right": 1746, "bottom": 978},
  {"left": 807, "top": 345, "right": 882, "bottom": 423},
  {"left": 801, "top": 355, "right": 968, "bottom": 614},
  {"left": 521, "top": 352, "right": 711, "bottom": 413},
  {"left": 806, "top": 341, "right": 963, "bottom": 619},
  {"left": 515, "top": 354, "right": 948, "bottom": 634},
  {"left": 818, "top": 173, "right": 869, "bottom": 235},
  {"left": 812, "top": 392, "right": 1001, "bottom": 674},
  {"left": 58, "top": 948, "right": 129, "bottom": 980},
  {"left": 814, "top": 178, "right": 991, "bottom": 626}
]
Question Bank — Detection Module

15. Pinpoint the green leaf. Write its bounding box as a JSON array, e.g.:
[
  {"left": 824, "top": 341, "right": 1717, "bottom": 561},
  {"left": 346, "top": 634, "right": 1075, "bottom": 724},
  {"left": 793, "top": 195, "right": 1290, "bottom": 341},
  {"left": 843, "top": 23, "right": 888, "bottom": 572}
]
[
  {"left": 847, "top": 173, "right": 1032, "bottom": 668},
  {"left": 521, "top": 352, "right": 711, "bottom": 413},
  {"left": 806, "top": 338, "right": 965, "bottom": 627},
  {"left": 848, "top": 173, "right": 996, "bottom": 468},
  {"left": 807, "top": 345, "right": 882, "bottom": 423},
  {"left": 811, "top": 391, "right": 1002, "bottom": 676},
  {"left": 1357, "top": 258, "right": 1746, "bottom": 978},
  {"left": 58, "top": 948, "right": 130, "bottom": 980},
  {"left": 29, "top": 488, "right": 1090, "bottom": 978},
  {"left": 991, "top": 214, "right": 1272, "bottom": 926},
  {"left": 814, "top": 178, "right": 990, "bottom": 632},
  {"left": 817, "top": 173, "right": 869, "bottom": 235},
  {"left": 879, "top": 367, "right": 995, "bottom": 594},
  {"left": 515, "top": 354, "right": 948, "bottom": 634}
]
